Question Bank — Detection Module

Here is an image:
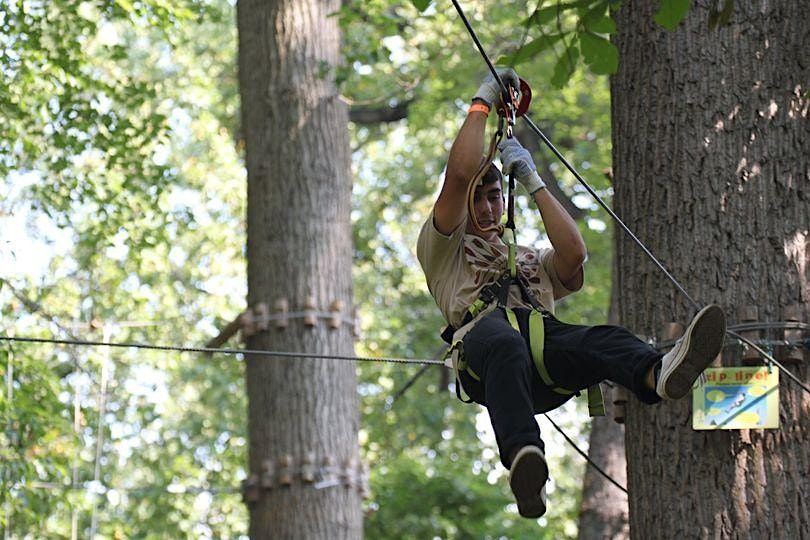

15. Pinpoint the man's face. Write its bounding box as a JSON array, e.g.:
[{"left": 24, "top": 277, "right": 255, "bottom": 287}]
[{"left": 466, "top": 181, "right": 504, "bottom": 239}]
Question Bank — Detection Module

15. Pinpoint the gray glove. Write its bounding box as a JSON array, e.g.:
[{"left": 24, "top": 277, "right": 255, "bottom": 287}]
[
  {"left": 498, "top": 137, "right": 546, "bottom": 194},
  {"left": 474, "top": 68, "right": 520, "bottom": 108}
]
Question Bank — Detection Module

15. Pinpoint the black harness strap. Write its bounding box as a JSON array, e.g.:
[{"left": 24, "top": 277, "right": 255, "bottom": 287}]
[{"left": 440, "top": 271, "right": 545, "bottom": 344}]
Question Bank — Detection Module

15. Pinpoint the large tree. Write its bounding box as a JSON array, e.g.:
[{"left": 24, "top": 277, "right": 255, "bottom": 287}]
[
  {"left": 237, "top": 0, "right": 362, "bottom": 537},
  {"left": 612, "top": 1, "right": 808, "bottom": 537}
]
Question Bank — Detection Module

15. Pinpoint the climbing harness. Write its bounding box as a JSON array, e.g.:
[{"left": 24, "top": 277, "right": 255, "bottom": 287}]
[{"left": 441, "top": 292, "right": 605, "bottom": 417}]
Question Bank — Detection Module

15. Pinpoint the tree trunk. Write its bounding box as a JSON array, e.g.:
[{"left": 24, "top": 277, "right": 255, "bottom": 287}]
[
  {"left": 612, "top": 1, "right": 809, "bottom": 538},
  {"left": 577, "top": 415, "right": 630, "bottom": 540},
  {"left": 237, "top": 0, "right": 362, "bottom": 538},
  {"left": 578, "top": 266, "right": 629, "bottom": 540}
]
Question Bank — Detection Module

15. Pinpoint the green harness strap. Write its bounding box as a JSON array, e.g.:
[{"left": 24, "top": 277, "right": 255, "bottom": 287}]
[{"left": 507, "top": 308, "right": 605, "bottom": 417}]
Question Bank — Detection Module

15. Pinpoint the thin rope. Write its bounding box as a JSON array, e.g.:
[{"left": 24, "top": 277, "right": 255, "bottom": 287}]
[
  {"left": 725, "top": 330, "right": 810, "bottom": 394},
  {"left": 450, "top": 0, "right": 511, "bottom": 100},
  {"left": 0, "top": 336, "right": 443, "bottom": 366},
  {"left": 0, "top": 332, "right": 628, "bottom": 493},
  {"left": 519, "top": 115, "right": 700, "bottom": 309},
  {"left": 543, "top": 413, "right": 627, "bottom": 494}
]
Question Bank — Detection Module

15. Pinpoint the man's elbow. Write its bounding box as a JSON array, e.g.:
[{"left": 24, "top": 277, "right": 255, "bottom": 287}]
[{"left": 568, "top": 244, "right": 587, "bottom": 268}]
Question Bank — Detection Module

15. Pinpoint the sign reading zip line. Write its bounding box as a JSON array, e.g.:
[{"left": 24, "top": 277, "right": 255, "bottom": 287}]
[{"left": 692, "top": 367, "right": 780, "bottom": 430}]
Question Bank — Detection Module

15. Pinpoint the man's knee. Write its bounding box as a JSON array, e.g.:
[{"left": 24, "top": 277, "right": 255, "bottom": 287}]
[{"left": 490, "top": 329, "right": 527, "bottom": 356}]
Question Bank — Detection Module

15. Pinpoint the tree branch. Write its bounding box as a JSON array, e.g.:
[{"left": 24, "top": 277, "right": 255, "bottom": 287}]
[{"left": 349, "top": 100, "right": 412, "bottom": 125}]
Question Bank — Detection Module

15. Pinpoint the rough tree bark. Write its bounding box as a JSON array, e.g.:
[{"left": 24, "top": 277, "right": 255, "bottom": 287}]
[
  {"left": 577, "top": 414, "right": 629, "bottom": 540},
  {"left": 237, "top": 0, "right": 362, "bottom": 538},
  {"left": 578, "top": 267, "right": 629, "bottom": 540},
  {"left": 612, "top": 1, "right": 808, "bottom": 538}
]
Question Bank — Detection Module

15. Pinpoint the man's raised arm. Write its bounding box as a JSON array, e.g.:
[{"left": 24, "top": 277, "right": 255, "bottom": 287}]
[
  {"left": 499, "top": 137, "right": 586, "bottom": 290},
  {"left": 434, "top": 69, "right": 520, "bottom": 235}
]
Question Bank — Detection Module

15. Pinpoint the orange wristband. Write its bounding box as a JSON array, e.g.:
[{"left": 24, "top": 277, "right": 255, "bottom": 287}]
[{"left": 468, "top": 102, "right": 490, "bottom": 116}]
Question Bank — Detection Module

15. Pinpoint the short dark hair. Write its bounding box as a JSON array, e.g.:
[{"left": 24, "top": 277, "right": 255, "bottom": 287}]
[{"left": 481, "top": 162, "right": 503, "bottom": 186}]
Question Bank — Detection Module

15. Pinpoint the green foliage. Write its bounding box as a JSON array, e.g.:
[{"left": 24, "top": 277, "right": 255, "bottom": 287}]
[
  {"left": 654, "top": 0, "right": 691, "bottom": 30},
  {"left": 579, "top": 32, "right": 618, "bottom": 74},
  {"left": 4, "top": 0, "right": 618, "bottom": 536},
  {"left": 0, "top": 0, "right": 220, "bottom": 267},
  {"left": 708, "top": 0, "right": 735, "bottom": 29},
  {"left": 0, "top": 345, "right": 76, "bottom": 535},
  {"left": 491, "top": 1, "right": 620, "bottom": 88},
  {"left": 2, "top": 0, "right": 247, "bottom": 536},
  {"left": 410, "top": 0, "right": 433, "bottom": 12}
]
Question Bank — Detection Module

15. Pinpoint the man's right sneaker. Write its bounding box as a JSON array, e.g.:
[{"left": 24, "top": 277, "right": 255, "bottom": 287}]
[
  {"left": 509, "top": 445, "right": 548, "bottom": 518},
  {"left": 656, "top": 304, "right": 726, "bottom": 400}
]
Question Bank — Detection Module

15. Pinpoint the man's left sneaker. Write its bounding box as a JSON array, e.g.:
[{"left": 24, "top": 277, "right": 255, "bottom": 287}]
[
  {"left": 657, "top": 304, "right": 726, "bottom": 400},
  {"left": 509, "top": 445, "right": 548, "bottom": 518}
]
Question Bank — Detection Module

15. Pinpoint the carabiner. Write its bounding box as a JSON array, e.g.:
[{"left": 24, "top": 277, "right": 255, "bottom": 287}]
[{"left": 496, "top": 78, "right": 532, "bottom": 138}]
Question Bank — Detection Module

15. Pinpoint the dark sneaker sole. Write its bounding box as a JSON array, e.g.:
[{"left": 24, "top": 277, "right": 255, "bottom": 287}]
[
  {"left": 509, "top": 447, "right": 548, "bottom": 518},
  {"left": 662, "top": 304, "right": 726, "bottom": 399}
]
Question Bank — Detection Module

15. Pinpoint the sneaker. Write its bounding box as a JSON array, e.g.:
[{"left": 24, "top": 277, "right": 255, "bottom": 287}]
[
  {"left": 509, "top": 445, "right": 549, "bottom": 518},
  {"left": 656, "top": 304, "right": 726, "bottom": 400}
]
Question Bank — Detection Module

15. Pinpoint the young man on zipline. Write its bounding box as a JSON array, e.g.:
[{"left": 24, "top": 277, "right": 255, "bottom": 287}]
[{"left": 416, "top": 68, "right": 726, "bottom": 519}]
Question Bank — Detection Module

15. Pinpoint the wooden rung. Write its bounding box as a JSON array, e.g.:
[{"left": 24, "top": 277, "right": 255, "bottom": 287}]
[
  {"left": 301, "top": 452, "right": 315, "bottom": 483},
  {"left": 242, "top": 474, "right": 260, "bottom": 503},
  {"left": 261, "top": 459, "right": 275, "bottom": 489},
  {"left": 240, "top": 308, "right": 257, "bottom": 339},
  {"left": 278, "top": 454, "right": 293, "bottom": 486},
  {"left": 662, "top": 322, "right": 684, "bottom": 342}
]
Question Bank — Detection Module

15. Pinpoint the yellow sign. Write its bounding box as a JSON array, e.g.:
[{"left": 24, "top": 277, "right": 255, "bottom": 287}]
[{"left": 692, "top": 367, "right": 779, "bottom": 430}]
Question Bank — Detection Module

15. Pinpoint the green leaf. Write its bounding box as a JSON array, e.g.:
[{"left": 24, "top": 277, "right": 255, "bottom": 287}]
[
  {"left": 579, "top": 32, "right": 618, "bottom": 74},
  {"left": 584, "top": 15, "right": 616, "bottom": 34},
  {"left": 411, "top": 0, "right": 432, "bottom": 11},
  {"left": 530, "top": 5, "right": 561, "bottom": 27},
  {"left": 509, "top": 33, "right": 567, "bottom": 66},
  {"left": 551, "top": 45, "right": 579, "bottom": 88},
  {"left": 116, "top": 0, "right": 136, "bottom": 14},
  {"left": 708, "top": 0, "right": 735, "bottom": 29},
  {"left": 654, "top": 0, "right": 691, "bottom": 31}
]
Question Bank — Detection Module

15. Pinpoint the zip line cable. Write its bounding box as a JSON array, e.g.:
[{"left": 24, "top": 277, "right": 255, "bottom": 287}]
[
  {"left": 2, "top": 333, "right": 632, "bottom": 495},
  {"left": 1, "top": 329, "right": 807, "bottom": 500},
  {"left": 518, "top": 114, "right": 700, "bottom": 309},
  {"left": 447, "top": 0, "right": 810, "bottom": 397},
  {"left": 0, "top": 335, "right": 443, "bottom": 366},
  {"left": 726, "top": 330, "right": 810, "bottom": 394}
]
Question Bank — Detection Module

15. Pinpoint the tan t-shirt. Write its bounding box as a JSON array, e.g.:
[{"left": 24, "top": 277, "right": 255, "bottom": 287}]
[{"left": 416, "top": 210, "right": 578, "bottom": 328}]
